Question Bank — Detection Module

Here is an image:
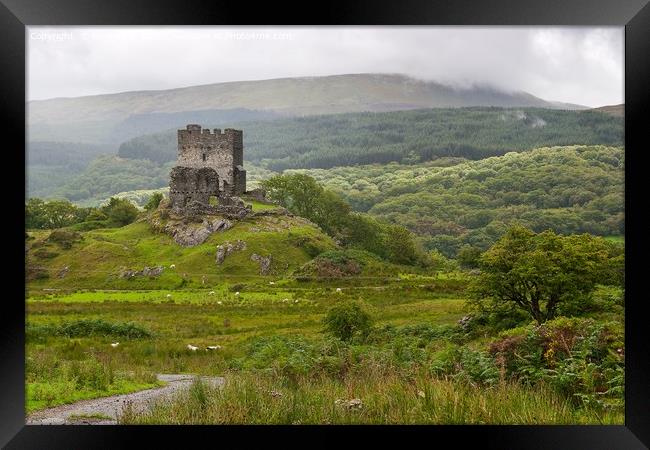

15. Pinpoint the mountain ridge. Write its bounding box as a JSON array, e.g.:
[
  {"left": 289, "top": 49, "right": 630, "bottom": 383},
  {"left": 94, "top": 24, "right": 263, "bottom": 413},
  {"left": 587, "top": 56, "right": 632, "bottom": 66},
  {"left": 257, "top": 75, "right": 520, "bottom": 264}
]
[{"left": 28, "top": 73, "right": 587, "bottom": 143}]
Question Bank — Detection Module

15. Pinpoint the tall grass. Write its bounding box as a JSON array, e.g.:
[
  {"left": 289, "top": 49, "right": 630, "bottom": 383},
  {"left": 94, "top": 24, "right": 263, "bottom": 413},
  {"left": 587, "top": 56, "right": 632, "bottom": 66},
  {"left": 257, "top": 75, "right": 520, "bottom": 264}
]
[{"left": 119, "top": 370, "right": 621, "bottom": 425}]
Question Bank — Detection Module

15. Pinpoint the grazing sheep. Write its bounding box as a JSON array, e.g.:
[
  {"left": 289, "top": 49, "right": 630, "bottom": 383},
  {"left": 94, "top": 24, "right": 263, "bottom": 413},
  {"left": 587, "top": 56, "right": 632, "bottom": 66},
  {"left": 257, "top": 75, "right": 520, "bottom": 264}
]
[
  {"left": 187, "top": 344, "right": 198, "bottom": 351},
  {"left": 294, "top": 299, "right": 299, "bottom": 303},
  {"left": 206, "top": 345, "right": 222, "bottom": 351},
  {"left": 166, "top": 294, "right": 172, "bottom": 298},
  {"left": 169, "top": 264, "right": 176, "bottom": 269},
  {"left": 336, "top": 288, "right": 342, "bottom": 292},
  {"left": 235, "top": 292, "right": 240, "bottom": 296},
  {"left": 208, "top": 291, "right": 215, "bottom": 295},
  {"left": 111, "top": 342, "right": 119, "bottom": 348},
  {"left": 269, "top": 281, "right": 275, "bottom": 285},
  {"left": 217, "top": 301, "right": 223, "bottom": 305}
]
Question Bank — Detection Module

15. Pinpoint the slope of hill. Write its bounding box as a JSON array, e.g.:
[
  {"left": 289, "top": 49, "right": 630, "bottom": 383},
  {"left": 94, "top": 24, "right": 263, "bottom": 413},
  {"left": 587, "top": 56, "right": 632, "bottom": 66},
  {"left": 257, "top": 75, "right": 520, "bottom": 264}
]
[
  {"left": 289, "top": 145, "right": 624, "bottom": 256},
  {"left": 26, "top": 210, "right": 337, "bottom": 290},
  {"left": 118, "top": 107, "right": 623, "bottom": 170},
  {"left": 28, "top": 73, "right": 586, "bottom": 143},
  {"left": 591, "top": 104, "right": 624, "bottom": 117}
]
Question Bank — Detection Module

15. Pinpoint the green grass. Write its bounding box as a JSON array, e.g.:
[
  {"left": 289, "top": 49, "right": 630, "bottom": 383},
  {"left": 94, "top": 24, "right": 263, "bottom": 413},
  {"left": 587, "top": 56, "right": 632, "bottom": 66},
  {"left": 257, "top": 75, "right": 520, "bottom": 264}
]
[
  {"left": 119, "top": 372, "right": 622, "bottom": 425},
  {"left": 27, "top": 379, "right": 161, "bottom": 413},
  {"left": 244, "top": 199, "right": 280, "bottom": 212},
  {"left": 26, "top": 213, "right": 337, "bottom": 290}
]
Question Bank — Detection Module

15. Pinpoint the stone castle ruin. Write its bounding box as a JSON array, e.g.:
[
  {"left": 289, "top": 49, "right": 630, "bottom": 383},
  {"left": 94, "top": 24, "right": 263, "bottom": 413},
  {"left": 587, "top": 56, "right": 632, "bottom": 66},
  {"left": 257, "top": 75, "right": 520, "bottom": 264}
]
[{"left": 169, "top": 125, "right": 247, "bottom": 210}]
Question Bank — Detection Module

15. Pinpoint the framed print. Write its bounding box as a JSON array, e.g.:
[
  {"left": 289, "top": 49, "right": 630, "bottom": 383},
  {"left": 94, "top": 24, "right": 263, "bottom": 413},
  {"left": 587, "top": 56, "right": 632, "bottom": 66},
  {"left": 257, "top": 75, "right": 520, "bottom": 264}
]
[{"left": 2, "top": 0, "right": 649, "bottom": 447}]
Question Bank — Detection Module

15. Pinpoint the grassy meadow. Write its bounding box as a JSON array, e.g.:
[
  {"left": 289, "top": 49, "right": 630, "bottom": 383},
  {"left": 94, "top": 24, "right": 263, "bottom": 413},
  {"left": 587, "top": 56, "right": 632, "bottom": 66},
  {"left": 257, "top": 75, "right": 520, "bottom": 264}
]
[{"left": 26, "top": 272, "right": 623, "bottom": 423}]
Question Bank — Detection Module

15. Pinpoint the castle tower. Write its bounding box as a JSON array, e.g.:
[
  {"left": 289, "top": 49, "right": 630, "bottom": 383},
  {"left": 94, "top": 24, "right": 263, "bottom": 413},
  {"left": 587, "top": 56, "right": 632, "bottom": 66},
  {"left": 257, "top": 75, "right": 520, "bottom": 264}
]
[{"left": 176, "top": 124, "right": 246, "bottom": 195}]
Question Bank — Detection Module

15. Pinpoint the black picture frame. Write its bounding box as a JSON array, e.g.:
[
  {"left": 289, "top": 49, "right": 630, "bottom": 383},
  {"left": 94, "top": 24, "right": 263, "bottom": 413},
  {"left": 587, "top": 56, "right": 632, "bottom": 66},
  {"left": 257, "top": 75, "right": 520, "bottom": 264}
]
[{"left": 2, "top": 0, "right": 648, "bottom": 447}]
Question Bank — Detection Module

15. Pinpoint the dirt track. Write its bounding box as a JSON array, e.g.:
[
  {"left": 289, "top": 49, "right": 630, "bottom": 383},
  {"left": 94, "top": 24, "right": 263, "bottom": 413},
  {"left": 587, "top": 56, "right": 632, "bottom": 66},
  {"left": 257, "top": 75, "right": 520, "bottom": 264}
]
[{"left": 26, "top": 374, "right": 224, "bottom": 425}]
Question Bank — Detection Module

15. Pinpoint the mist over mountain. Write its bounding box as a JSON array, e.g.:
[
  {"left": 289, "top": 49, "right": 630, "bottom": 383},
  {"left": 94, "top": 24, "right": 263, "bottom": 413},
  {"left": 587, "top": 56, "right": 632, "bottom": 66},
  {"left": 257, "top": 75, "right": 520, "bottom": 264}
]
[{"left": 28, "top": 73, "right": 586, "bottom": 144}]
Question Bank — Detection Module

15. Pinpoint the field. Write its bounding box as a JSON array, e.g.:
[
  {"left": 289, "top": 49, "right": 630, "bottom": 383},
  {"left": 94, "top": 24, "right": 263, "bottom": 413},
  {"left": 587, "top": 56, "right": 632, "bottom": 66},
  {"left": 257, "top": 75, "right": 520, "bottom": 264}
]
[{"left": 26, "top": 272, "right": 623, "bottom": 424}]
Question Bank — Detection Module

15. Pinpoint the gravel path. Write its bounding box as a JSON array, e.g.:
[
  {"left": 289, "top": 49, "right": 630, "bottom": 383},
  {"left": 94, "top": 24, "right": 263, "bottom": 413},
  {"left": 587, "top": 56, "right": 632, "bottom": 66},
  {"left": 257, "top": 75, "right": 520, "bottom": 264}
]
[{"left": 26, "top": 374, "right": 224, "bottom": 425}]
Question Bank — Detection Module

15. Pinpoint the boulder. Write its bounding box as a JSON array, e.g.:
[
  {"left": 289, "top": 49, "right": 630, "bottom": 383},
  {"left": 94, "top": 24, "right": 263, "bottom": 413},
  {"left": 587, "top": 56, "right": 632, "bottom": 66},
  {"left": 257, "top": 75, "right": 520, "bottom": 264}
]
[
  {"left": 215, "top": 240, "right": 247, "bottom": 265},
  {"left": 251, "top": 253, "right": 272, "bottom": 275}
]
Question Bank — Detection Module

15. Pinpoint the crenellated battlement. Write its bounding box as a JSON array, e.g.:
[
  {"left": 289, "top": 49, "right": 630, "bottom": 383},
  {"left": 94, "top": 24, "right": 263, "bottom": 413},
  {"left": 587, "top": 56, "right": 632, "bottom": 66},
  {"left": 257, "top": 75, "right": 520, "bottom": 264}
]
[{"left": 179, "top": 124, "right": 242, "bottom": 138}]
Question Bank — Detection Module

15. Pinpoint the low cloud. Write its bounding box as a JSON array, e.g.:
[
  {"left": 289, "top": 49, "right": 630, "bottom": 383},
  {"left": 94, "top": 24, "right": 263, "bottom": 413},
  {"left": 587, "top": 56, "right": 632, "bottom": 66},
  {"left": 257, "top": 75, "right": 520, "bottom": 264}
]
[{"left": 28, "top": 26, "right": 623, "bottom": 107}]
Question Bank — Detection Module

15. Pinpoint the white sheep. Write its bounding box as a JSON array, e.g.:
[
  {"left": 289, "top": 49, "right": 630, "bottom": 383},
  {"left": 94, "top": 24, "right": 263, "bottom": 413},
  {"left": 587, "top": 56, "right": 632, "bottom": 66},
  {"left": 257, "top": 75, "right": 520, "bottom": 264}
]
[
  {"left": 166, "top": 294, "right": 172, "bottom": 298},
  {"left": 169, "top": 264, "right": 176, "bottom": 269},
  {"left": 235, "top": 292, "right": 240, "bottom": 296},
  {"left": 206, "top": 345, "right": 222, "bottom": 351},
  {"left": 336, "top": 288, "right": 342, "bottom": 292},
  {"left": 111, "top": 342, "right": 119, "bottom": 348},
  {"left": 208, "top": 291, "right": 215, "bottom": 295},
  {"left": 269, "top": 281, "right": 275, "bottom": 285},
  {"left": 187, "top": 344, "right": 198, "bottom": 351}
]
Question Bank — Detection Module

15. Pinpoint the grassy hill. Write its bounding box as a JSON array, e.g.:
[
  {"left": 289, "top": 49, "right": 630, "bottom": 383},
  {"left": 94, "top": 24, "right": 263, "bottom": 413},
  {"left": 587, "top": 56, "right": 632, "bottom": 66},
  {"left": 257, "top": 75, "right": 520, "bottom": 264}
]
[
  {"left": 28, "top": 73, "right": 585, "bottom": 144},
  {"left": 591, "top": 104, "right": 624, "bottom": 117},
  {"left": 26, "top": 210, "right": 338, "bottom": 291}
]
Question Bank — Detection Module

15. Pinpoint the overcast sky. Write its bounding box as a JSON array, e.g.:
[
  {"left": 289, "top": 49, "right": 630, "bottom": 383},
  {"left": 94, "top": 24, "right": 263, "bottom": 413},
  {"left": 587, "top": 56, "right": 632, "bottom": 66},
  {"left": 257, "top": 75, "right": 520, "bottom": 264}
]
[{"left": 27, "top": 26, "right": 623, "bottom": 107}]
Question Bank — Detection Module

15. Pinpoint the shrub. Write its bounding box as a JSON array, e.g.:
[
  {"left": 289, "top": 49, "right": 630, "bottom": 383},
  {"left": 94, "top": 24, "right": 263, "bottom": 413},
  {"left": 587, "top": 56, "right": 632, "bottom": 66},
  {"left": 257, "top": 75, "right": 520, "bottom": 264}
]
[
  {"left": 323, "top": 301, "right": 373, "bottom": 342},
  {"left": 102, "top": 197, "right": 139, "bottom": 226},
  {"left": 487, "top": 317, "right": 624, "bottom": 411},
  {"left": 28, "top": 319, "right": 152, "bottom": 339},
  {"left": 46, "top": 229, "right": 82, "bottom": 249},
  {"left": 144, "top": 192, "right": 164, "bottom": 211}
]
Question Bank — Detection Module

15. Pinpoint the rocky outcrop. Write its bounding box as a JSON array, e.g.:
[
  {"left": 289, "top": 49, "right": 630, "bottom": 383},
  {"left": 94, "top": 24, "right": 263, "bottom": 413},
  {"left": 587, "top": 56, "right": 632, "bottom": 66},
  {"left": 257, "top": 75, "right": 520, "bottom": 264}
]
[
  {"left": 251, "top": 253, "right": 272, "bottom": 275},
  {"left": 167, "top": 218, "right": 232, "bottom": 247},
  {"left": 121, "top": 266, "right": 164, "bottom": 279},
  {"left": 215, "top": 240, "right": 247, "bottom": 264}
]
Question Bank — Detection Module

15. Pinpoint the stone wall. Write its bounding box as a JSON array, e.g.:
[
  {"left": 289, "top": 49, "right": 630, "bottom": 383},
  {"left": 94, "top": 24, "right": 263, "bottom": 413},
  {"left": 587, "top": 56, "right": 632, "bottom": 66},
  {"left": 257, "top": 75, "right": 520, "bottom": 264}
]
[
  {"left": 177, "top": 124, "right": 246, "bottom": 195},
  {"left": 169, "top": 166, "right": 220, "bottom": 209}
]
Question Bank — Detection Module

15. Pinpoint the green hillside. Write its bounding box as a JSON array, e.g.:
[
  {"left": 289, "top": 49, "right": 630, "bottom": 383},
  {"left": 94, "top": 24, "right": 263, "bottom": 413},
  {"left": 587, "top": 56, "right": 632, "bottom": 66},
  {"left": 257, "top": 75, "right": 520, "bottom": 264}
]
[
  {"left": 26, "top": 212, "right": 337, "bottom": 291},
  {"left": 290, "top": 145, "right": 624, "bottom": 256},
  {"left": 119, "top": 107, "right": 622, "bottom": 171}
]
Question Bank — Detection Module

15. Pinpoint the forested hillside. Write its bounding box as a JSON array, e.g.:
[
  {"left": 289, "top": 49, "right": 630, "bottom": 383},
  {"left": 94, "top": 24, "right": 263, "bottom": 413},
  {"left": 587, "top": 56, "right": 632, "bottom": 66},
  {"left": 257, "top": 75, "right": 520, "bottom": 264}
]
[
  {"left": 290, "top": 145, "right": 624, "bottom": 256},
  {"left": 118, "top": 107, "right": 622, "bottom": 170}
]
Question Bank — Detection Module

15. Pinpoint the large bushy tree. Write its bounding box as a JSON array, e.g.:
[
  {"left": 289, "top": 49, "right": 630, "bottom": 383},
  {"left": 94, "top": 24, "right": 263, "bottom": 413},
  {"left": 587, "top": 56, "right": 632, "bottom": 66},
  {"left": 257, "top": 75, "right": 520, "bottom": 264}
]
[
  {"left": 25, "top": 198, "right": 91, "bottom": 229},
  {"left": 469, "top": 225, "right": 623, "bottom": 324},
  {"left": 261, "top": 174, "right": 428, "bottom": 266}
]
